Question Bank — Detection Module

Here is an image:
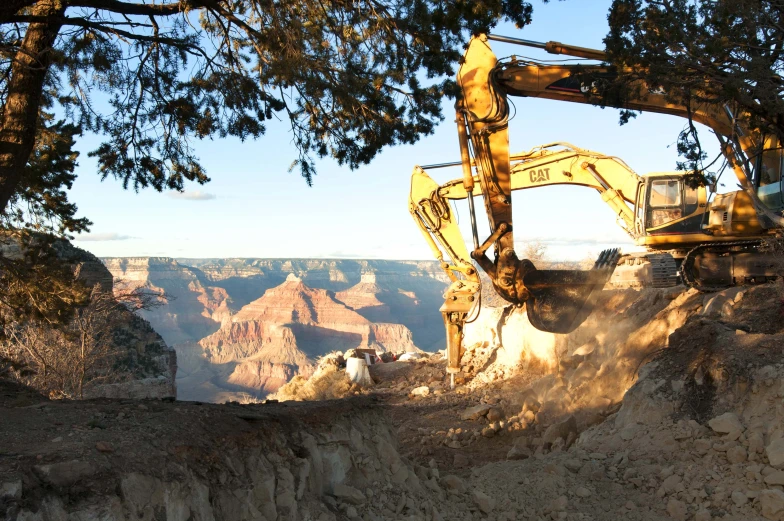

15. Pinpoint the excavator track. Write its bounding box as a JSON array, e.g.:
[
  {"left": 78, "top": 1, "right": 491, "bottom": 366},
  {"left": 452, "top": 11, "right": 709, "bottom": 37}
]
[
  {"left": 609, "top": 253, "right": 679, "bottom": 289},
  {"left": 679, "top": 240, "right": 778, "bottom": 292},
  {"left": 648, "top": 254, "right": 680, "bottom": 288}
]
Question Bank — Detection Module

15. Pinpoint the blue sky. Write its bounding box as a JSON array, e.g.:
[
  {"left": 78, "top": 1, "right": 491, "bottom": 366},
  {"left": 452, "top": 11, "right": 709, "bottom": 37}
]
[{"left": 70, "top": 0, "right": 721, "bottom": 261}]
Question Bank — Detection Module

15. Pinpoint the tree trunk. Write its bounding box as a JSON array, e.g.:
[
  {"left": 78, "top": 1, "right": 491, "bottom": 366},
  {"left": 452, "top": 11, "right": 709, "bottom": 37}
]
[{"left": 0, "top": 0, "right": 64, "bottom": 214}]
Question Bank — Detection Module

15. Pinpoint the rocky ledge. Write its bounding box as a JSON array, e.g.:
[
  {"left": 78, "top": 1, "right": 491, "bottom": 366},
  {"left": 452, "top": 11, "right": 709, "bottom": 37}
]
[{"left": 0, "top": 392, "right": 436, "bottom": 521}]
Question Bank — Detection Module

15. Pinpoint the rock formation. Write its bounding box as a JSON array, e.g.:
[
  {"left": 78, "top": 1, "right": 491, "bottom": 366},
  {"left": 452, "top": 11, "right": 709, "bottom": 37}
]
[
  {"left": 64, "top": 246, "right": 177, "bottom": 400},
  {"left": 334, "top": 272, "right": 393, "bottom": 322},
  {"left": 195, "top": 274, "right": 418, "bottom": 397},
  {"left": 103, "top": 257, "right": 231, "bottom": 344},
  {"left": 103, "top": 257, "right": 449, "bottom": 348},
  {"left": 102, "top": 257, "right": 448, "bottom": 401},
  {"left": 1, "top": 241, "right": 176, "bottom": 400}
]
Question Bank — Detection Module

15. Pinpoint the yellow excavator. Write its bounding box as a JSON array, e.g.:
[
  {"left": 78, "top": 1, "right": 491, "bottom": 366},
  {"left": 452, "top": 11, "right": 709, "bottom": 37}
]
[{"left": 410, "top": 35, "right": 784, "bottom": 385}]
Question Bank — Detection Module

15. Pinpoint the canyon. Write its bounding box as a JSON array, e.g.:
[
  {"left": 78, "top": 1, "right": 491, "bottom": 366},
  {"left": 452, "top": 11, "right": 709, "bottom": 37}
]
[{"left": 102, "top": 257, "right": 449, "bottom": 402}]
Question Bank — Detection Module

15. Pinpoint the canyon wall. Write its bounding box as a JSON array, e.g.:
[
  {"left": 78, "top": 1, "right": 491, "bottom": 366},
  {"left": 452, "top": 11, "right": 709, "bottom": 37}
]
[{"left": 103, "top": 258, "right": 447, "bottom": 402}]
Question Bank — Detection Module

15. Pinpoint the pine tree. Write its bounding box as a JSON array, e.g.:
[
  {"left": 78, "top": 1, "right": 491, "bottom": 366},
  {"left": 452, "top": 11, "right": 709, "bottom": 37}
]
[{"left": 603, "top": 0, "right": 784, "bottom": 182}]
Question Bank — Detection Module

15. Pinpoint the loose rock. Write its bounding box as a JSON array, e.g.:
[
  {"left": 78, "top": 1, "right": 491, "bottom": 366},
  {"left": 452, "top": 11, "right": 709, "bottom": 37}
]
[
  {"left": 410, "top": 386, "right": 430, "bottom": 398},
  {"left": 708, "top": 412, "right": 743, "bottom": 435},
  {"left": 332, "top": 484, "right": 366, "bottom": 505},
  {"left": 727, "top": 445, "right": 747, "bottom": 464},
  {"left": 666, "top": 498, "right": 688, "bottom": 521},
  {"left": 460, "top": 404, "right": 492, "bottom": 421},
  {"left": 486, "top": 407, "right": 503, "bottom": 423},
  {"left": 759, "top": 489, "right": 784, "bottom": 520},
  {"left": 472, "top": 490, "right": 495, "bottom": 514},
  {"left": 767, "top": 438, "right": 784, "bottom": 469}
]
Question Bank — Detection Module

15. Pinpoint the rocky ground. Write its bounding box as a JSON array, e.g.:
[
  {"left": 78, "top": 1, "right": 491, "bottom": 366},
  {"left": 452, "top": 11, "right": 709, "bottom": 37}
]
[{"left": 3, "top": 282, "right": 784, "bottom": 520}]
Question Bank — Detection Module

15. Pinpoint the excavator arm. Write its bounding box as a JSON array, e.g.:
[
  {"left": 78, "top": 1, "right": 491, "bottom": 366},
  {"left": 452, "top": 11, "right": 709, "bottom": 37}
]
[
  {"left": 456, "top": 37, "right": 620, "bottom": 336},
  {"left": 434, "top": 142, "right": 642, "bottom": 237},
  {"left": 409, "top": 168, "right": 480, "bottom": 383},
  {"left": 478, "top": 34, "right": 784, "bottom": 224},
  {"left": 410, "top": 143, "right": 644, "bottom": 379}
]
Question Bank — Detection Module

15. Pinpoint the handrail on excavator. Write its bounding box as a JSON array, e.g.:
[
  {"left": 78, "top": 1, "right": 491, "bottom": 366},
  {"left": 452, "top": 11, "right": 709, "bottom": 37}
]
[{"left": 487, "top": 33, "right": 607, "bottom": 61}]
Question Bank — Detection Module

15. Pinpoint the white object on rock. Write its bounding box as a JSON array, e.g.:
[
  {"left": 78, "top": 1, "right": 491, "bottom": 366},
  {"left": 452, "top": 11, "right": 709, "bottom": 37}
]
[{"left": 345, "top": 358, "right": 374, "bottom": 387}]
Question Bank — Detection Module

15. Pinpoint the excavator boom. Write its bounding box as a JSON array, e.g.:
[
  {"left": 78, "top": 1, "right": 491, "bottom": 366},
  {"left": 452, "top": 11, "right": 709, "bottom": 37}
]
[
  {"left": 434, "top": 143, "right": 641, "bottom": 237},
  {"left": 481, "top": 34, "right": 784, "bottom": 222}
]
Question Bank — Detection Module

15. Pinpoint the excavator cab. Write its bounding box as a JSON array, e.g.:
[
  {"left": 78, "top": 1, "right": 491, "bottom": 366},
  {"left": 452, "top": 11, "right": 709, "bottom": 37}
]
[{"left": 639, "top": 175, "right": 703, "bottom": 234}]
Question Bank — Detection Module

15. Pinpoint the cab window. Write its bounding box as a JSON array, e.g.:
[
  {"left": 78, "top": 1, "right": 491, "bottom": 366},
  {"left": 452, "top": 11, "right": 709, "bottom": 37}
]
[
  {"left": 648, "top": 179, "right": 682, "bottom": 227},
  {"left": 649, "top": 180, "right": 681, "bottom": 207}
]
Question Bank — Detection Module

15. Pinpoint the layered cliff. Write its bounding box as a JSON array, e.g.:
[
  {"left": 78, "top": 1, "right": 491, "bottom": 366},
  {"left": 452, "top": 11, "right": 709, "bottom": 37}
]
[
  {"left": 103, "top": 257, "right": 231, "bottom": 344},
  {"left": 63, "top": 247, "right": 177, "bottom": 400},
  {"left": 102, "top": 257, "right": 447, "bottom": 401},
  {"left": 335, "top": 271, "right": 393, "bottom": 322},
  {"left": 196, "top": 275, "right": 418, "bottom": 397},
  {"left": 0, "top": 241, "right": 176, "bottom": 400}
]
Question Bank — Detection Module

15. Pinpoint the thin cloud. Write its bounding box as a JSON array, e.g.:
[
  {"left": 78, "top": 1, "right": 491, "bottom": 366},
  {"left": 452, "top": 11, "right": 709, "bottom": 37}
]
[
  {"left": 168, "top": 190, "right": 216, "bottom": 201},
  {"left": 75, "top": 233, "right": 137, "bottom": 242},
  {"left": 323, "top": 251, "right": 367, "bottom": 259}
]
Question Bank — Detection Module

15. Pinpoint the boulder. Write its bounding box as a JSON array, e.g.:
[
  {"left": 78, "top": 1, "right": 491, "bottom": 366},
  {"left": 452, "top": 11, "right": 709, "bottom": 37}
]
[
  {"left": 506, "top": 441, "right": 532, "bottom": 461},
  {"left": 727, "top": 445, "right": 747, "bottom": 464},
  {"left": 542, "top": 415, "right": 577, "bottom": 446},
  {"left": 767, "top": 438, "right": 784, "bottom": 469},
  {"left": 765, "top": 471, "right": 784, "bottom": 486},
  {"left": 460, "top": 404, "right": 492, "bottom": 421},
  {"left": 666, "top": 498, "right": 688, "bottom": 521},
  {"left": 34, "top": 461, "right": 96, "bottom": 488},
  {"left": 409, "top": 386, "right": 430, "bottom": 397},
  {"left": 486, "top": 407, "right": 504, "bottom": 422},
  {"left": 759, "top": 489, "right": 784, "bottom": 520},
  {"left": 472, "top": 490, "right": 495, "bottom": 514},
  {"left": 707, "top": 412, "right": 743, "bottom": 435},
  {"left": 332, "top": 484, "right": 366, "bottom": 505},
  {"left": 441, "top": 475, "right": 466, "bottom": 493}
]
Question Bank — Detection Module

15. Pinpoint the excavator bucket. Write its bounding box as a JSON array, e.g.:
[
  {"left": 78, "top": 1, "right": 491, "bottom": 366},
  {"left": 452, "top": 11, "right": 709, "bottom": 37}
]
[{"left": 523, "top": 249, "right": 620, "bottom": 334}]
